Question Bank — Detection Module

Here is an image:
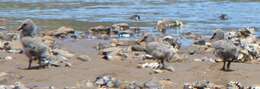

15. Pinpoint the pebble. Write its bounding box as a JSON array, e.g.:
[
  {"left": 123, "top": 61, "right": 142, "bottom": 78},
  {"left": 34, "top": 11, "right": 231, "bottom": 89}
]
[
  {"left": 194, "top": 40, "right": 206, "bottom": 45},
  {"left": 4, "top": 56, "right": 13, "bottom": 60},
  {"left": 86, "top": 80, "right": 94, "bottom": 88},
  {"left": 14, "top": 82, "right": 28, "bottom": 89},
  {"left": 77, "top": 55, "right": 91, "bottom": 62},
  {"left": 143, "top": 79, "right": 161, "bottom": 89},
  {"left": 64, "top": 62, "right": 72, "bottom": 67},
  {"left": 94, "top": 75, "right": 120, "bottom": 88}
]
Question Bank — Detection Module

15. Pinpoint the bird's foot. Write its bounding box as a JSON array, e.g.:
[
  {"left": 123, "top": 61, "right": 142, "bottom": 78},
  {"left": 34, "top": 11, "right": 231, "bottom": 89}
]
[
  {"left": 225, "top": 69, "right": 234, "bottom": 72},
  {"left": 162, "top": 63, "right": 175, "bottom": 72},
  {"left": 220, "top": 68, "right": 225, "bottom": 71},
  {"left": 221, "top": 68, "right": 234, "bottom": 72}
]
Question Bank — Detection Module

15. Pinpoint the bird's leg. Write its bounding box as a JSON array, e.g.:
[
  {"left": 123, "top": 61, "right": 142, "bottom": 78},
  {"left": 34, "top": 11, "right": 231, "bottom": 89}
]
[
  {"left": 28, "top": 57, "right": 33, "bottom": 69},
  {"left": 227, "top": 61, "right": 232, "bottom": 71},
  {"left": 36, "top": 56, "right": 44, "bottom": 69},
  {"left": 160, "top": 59, "right": 166, "bottom": 69},
  {"left": 222, "top": 61, "right": 226, "bottom": 71}
]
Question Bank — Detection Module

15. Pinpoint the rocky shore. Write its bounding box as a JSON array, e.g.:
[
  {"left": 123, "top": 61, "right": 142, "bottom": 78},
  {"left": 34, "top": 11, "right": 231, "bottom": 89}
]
[{"left": 0, "top": 18, "right": 259, "bottom": 89}]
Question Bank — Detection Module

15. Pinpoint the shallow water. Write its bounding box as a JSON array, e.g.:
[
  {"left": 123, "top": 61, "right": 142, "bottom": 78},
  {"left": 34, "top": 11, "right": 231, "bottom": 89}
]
[{"left": 0, "top": 0, "right": 260, "bottom": 36}]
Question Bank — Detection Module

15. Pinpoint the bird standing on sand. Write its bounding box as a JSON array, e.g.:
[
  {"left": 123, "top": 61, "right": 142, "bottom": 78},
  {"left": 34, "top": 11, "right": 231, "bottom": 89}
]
[
  {"left": 17, "top": 19, "right": 50, "bottom": 69},
  {"left": 212, "top": 40, "right": 240, "bottom": 71},
  {"left": 145, "top": 42, "right": 176, "bottom": 70}
]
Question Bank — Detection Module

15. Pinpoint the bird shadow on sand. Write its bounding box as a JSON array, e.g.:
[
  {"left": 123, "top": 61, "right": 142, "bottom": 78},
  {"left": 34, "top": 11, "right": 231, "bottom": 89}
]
[
  {"left": 220, "top": 69, "right": 234, "bottom": 72},
  {"left": 18, "top": 66, "right": 45, "bottom": 70}
]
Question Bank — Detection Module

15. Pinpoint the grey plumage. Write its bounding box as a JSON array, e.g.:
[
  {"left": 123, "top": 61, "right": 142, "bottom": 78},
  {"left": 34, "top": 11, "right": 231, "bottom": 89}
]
[
  {"left": 18, "top": 19, "right": 50, "bottom": 69},
  {"left": 145, "top": 42, "right": 176, "bottom": 67},
  {"left": 17, "top": 19, "right": 38, "bottom": 37},
  {"left": 210, "top": 29, "right": 225, "bottom": 41},
  {"left": 162, "top": 36, "right": 181, "bottom": 49},
  {"left": 212, "top": 40, "right": 240, "bottom": 71}
]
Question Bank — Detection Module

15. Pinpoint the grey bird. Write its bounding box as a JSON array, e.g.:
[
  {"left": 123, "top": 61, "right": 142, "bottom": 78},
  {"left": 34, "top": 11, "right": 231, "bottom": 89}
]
[
  {"left": 212, "top": 40, "right": 240, "bottom": 71},
  {"left": 145, "top": 42, "right": 176, "bottom": 69},
  {"left": 17, "top": 19, "right": 50, "bottom": 69}
]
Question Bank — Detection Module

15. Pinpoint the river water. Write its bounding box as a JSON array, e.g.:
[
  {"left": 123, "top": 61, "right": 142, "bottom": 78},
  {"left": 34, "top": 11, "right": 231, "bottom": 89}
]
[{"left": 0, "top": 0, "right": 260, "bottom": 36}]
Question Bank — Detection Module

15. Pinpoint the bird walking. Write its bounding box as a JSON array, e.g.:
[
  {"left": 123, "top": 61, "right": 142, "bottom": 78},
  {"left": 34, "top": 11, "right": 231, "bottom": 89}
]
[
  {"left": 17, "top": 19, "right": 51, "bottom": 69},
  {"left": 212, "top": 40, "right": 240, "bottom": 71},
  {"left": 144, "top": 42, "right": 176, "bottom": 69}
]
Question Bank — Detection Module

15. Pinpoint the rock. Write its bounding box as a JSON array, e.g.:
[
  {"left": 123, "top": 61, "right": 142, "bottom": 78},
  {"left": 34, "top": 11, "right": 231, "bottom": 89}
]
[
  {"left": 111, "top": 39, "right": 119, "bottom": 47},
  {"left": 189, "top": 50, "right": 195, "bottom": 55},
  {"left": 0, "top": 32, "right": 18, "bottom": 41},
  {"left": 64, "top": 62, "right": 72, "bottom": 67},
  {"left": 131, "top": 45, "right": 146, "bottom": 51},
  {"left": 227, "top": 81, "right": 244, "bottom": 89},
  {"left": 112, "top": 23, "right": 129, "bottom": 31},
  {"left": 194, "top": 40, "right": 206, "bottom": 45},
  {"left": 118, "top": 31, "right": 132, "bottom": 38},
  {"left": 215, "top": 58, "right": 223, "bottom": 62},
  {"left": 248, "top": 86, "right": 260, "bottom": 89},
  {"left": 140, "top": 62, "right": 161, "bottom": 69},
  {"left": 102, "top": 53, "right": 113, "bottom": 61},
  {"left": 1, "top": 41, "right": 11, "bottom": 51},
  {"left": 6, "top": 49, "right": 23, "bottom": 54},
  {"left": 182, "top": 32, "right": 202, "bottom": 40},
  {"left": 153, "top": 69, "right": 164, "bottom": 74},
  {"left": 163, "top": 63, "right": 175, "bottom": 72},
  {"left": 96, "top": 42, "right": 110, "bottom": 50},
  {"left": 106, "top": 81, "right": 114, "bottom": 88},
  {"left": 95, "top": 75, "right": 120, "bottom": 88},
  {"left": 70, "top": 31, "right": 85, "bottom": 39},
  {"left": 113, "top": 79, "right": 121, "bottom": 88},
  {"left": 0, "top": 72, "right": 8, "bottom": 78},
  {"left": 52, "top": 49, "right": 74, "bottom": 58},
  {"left": 89, "top": 25, "right": 111, "bottom": 35},
  {"left": 193, "top": 80, "right": 209, "bottom": 88},
  {"left": 144, "top": 79, "right": 161, "bottom": 89},
  {"left": 124, "top": 82, "right": 142, "bottom": 89},
  {"left": 183, "top": 83, "right": 193, "bottom": 89},
  {"left": 129, "top": 27, "right": 141, "bottom": 33},
  {"left": 86, "top": 80, "right": 94, "bottom": 88},
  {"left": 4, "top": 56, "right": 12, "bottom": 60},
  {"left": 95, "top": 78, "right": 105, "bottom": 86},
  {"left": 77, "top": 55, "right": 91, "bottom": 62},
  {"left": 49, "top": 86, "right": 55, "bottom": 89},
  {"left": 53, "top": 26, "right": 75, "bottom": 37},
  {"left": 47, "top": 54, "right": 71, "bottom": 67},
  {"left": 14, "top": 82, "right": 28, "bottom": 89},
  {"left": 0, "top": 72, "right": 8, "bottom": 84},
  {"left": 193, "top": 58, "right": 203, "bottom": 62},
  {"left": 101, "top": 47, "right": 122, "bottom": 61}
]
